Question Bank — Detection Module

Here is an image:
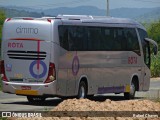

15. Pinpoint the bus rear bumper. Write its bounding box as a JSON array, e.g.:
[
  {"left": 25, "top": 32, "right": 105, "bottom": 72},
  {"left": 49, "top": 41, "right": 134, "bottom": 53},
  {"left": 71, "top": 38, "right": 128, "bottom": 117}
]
[{"left": 2, "top": 81, "right": 57, "bottom": 96}]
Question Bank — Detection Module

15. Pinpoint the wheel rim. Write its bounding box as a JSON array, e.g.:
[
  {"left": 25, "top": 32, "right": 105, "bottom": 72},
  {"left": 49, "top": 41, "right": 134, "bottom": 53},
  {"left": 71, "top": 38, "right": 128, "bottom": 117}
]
[
  {"left": 130, "top": 82, "right": 135, "bottom": 95},
  {"left": 80, "top": 86, "right": 85, "bottom": 98}
]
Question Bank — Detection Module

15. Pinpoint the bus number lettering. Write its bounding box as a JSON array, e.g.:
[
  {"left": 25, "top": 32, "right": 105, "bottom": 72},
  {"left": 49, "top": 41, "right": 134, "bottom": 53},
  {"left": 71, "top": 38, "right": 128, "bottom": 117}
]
[
  {"left": 8, "top": 42, "right": 23, "bottom": 48},
  {"left": 128, "top": 57, "right": 137, "bottom": 64}
]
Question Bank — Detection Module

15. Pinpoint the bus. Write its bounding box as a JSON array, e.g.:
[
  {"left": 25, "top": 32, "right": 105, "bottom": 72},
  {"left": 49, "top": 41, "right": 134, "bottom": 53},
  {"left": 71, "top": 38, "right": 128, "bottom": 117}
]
[{"left": 1, "top": 15, "right": 158, "bottom": 103}]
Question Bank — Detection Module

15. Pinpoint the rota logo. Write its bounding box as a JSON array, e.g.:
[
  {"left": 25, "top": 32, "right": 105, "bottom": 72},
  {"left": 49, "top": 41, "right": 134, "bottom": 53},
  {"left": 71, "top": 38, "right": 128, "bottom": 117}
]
[{"left": 8, "top": 42, "right": 23, "bottom": 48}]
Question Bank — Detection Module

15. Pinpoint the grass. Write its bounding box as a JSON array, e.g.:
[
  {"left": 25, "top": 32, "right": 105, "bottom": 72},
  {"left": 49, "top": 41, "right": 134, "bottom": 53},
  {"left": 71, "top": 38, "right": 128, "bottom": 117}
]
[
  {"left": 154, "top": 98, "right": 160, "bottom": 103},
  {"left": 0, "top": 117, "right": 8, "bottom": 120},
  {"left": 151, "top": 52, "right": 160, "bottom": 77}
]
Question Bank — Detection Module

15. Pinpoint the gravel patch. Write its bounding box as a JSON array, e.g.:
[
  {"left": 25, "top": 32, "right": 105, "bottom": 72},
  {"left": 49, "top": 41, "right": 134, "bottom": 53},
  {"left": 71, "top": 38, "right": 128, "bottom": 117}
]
[{"left": 11, "top": 98, "right": 160, "bottom": 120}]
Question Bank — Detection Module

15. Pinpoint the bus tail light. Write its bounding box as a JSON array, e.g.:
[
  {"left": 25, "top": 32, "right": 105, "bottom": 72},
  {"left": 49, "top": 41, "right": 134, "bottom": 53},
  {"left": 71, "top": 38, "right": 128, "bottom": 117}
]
[
  {"left": 44, "top": 62, "right": 56, "bottom": 83},
  {"left": 0, "top": 60, "right": 8, "bottom": 81},
  {"left": 23, "top": 18, "right": 34, "bottom": 20},
  {"left": 47, "top": 19, "right": 51, "bottom": 23},
  {"left": 6, "top": 18, "right": 11, "bottom": 22}
]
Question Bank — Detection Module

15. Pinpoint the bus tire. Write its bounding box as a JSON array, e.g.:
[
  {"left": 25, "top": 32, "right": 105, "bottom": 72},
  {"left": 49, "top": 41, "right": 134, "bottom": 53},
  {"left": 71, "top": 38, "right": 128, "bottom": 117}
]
[
  {"left": 124, "top": 80, "right": 136, "bottom": 100},
  {"left": 87, "top": 95, "right": 94, "bottom": 99},
  {"left": 27, "top": 96, "right": 46, "bottom": 104},
  {"left": 77, "top": 81, "right": 87, "bottom": 99}
]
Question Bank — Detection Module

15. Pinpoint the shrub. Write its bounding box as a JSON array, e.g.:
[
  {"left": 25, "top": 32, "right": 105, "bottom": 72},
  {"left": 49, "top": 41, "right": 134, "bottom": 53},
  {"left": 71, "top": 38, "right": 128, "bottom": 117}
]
[{"left": 151, "top": 52, "right": 160, "bottom": 77}]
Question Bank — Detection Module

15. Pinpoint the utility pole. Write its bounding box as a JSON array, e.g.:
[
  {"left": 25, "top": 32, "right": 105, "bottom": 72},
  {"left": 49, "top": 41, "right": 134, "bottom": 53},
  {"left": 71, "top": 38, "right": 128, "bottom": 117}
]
[{"left": 107, "top": 0, "right": 109, "bottom": 16}]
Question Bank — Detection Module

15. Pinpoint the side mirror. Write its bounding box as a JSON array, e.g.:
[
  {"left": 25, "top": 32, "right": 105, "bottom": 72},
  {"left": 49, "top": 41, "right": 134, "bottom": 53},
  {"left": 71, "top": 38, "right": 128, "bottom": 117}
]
[
  {"left": 145, "top": 38, "right": 158, "bottom": 55},
  {"left": 153, "top": 46, "right": 158, "bottom": 55}
]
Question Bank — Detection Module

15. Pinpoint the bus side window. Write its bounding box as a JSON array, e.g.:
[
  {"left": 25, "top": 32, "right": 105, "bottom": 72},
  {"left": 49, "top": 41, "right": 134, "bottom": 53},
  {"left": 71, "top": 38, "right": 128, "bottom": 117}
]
[
  {"left": 110, "top": 28, "right": 127, "bottom": 51},
  {"left": 75, "top": 26, "right": 87, "bottom": 51},
  {"left": 125, "top": 28, "right": 140, "bottom": 55},
  {"left": 68, "top": 31, "right": 75, "bottom": 51},
  {"left": 114, "top": 28, "right": 124, "bottom": 51},
  {"left": 58, "top": 26, "right": 69, "bottom": 50},
  {"left": 121, "top": 30, "right": 127, "bottom": 50},
  {"left": 103, "top": 28, "right": 112, "bottom": 51},
  {"left": 87, "top": 27, "right": 101, "bottom": 51},
  {"left": 69, "top": 26, "right": 86, "bottom": 51}
]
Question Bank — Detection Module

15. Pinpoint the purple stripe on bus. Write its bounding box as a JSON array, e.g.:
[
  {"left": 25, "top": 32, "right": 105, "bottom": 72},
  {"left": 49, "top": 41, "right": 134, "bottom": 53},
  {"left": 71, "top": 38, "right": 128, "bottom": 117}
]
[{"left": 97, "top": 86, "right": 124, "bottom": 94}]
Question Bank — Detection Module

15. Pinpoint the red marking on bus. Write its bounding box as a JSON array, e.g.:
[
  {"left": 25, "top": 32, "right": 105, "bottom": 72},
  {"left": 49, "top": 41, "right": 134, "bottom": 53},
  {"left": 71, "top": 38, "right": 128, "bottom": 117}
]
[
  {"left": 8, "top": 42, "right": 23, "bottom": 48},
  {"left": 47, "top": 19, "right": 51, "bottom": 23},
  {"left": 6, "top": 18, "right": 11, "bottom": 22},
  {"left": 23, "top": 18, "right": 34, "bottom": 20},
  {"left": 10, "top": 38, "right": 44, "bottom": 41},
  {"left": 10, "top": 38, "right": 44, "bottom": 70},
  {"left": 128, "top": 56, "right": 137, "bottom": 64},
  {"left": 37, "top": 40, "right": 40, "bottom": 70}
]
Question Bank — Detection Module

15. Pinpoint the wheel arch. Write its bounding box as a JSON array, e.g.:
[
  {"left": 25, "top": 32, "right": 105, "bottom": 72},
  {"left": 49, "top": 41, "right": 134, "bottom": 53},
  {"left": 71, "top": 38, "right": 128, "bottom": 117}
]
[
  {"left": 77, "top": 75, "right": 89, "bottom": 95},
  {"left": 131, "top": 74, "right": 139, "bottom": 91}
]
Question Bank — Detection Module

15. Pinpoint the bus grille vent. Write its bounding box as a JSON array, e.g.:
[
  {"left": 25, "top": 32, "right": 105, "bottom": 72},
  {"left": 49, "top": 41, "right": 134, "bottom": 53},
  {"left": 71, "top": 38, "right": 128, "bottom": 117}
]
[{"left": 7, "top": 50, "right": 46, "bottom": 60}]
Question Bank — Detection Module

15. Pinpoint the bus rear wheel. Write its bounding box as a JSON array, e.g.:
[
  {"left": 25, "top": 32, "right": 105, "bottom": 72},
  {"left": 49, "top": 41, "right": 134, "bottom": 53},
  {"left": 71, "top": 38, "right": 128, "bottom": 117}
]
[
  {"left": 124, "top": 80, "right": 136, "bottom": 100},
  {"left": 27, "top": 96, "right": 46, "bottom": 104},
  {"left": 77, "top": 81, "right": 87, "bottom": 99}
]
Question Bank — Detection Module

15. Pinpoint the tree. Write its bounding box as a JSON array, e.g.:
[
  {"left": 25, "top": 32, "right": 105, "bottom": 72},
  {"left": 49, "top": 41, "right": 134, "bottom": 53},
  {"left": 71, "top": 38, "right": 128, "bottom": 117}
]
[
  {"left": 147, "top": 20, "right": 160, "bottom": 77},
  {"left": 0, "top": 10, "right": 6, "bottom": 45},
  {"left": 147, "top": 20, "right": 160, "bottom": 49}
]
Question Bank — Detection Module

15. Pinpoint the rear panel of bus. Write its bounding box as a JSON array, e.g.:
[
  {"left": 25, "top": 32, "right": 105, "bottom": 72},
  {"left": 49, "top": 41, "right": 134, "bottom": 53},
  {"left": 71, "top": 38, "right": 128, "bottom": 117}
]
[{"left": 1, "top": 18, "right": 57, "bottom": 96}]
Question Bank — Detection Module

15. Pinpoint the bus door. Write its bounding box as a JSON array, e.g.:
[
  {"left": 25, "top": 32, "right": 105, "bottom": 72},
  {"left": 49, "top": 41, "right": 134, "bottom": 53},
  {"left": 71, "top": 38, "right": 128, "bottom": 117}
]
[
  {"left": 143, "top": 38, "right": 158, "bottom": 90},
  {"left": 142, "top": 40, "right": 151, "bottom": 90}
]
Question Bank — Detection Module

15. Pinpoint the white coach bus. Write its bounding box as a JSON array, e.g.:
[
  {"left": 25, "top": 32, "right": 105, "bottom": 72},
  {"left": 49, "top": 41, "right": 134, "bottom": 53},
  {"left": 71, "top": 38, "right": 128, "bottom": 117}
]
[{"left": 1, "top": 15, "right": 158, "bottom": 103}]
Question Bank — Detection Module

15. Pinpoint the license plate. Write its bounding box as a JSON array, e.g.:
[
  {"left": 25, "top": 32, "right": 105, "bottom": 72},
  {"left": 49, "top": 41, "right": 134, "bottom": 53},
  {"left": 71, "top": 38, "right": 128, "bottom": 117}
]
[
  {"left": 15, "top": 90, "right": 38, "bottom": 95},
  {"left": 21, "top": 86, "right": 31, "bottom": 90}
]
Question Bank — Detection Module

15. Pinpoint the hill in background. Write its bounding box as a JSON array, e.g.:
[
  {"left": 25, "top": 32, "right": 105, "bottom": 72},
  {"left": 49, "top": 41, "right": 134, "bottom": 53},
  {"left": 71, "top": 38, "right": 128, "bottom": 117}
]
[
  {"left": 0, "top": 6, "right": 160, "bottom": 22},
  {"left": 0, "top": 7, "right": 43, "bottom": 18}
]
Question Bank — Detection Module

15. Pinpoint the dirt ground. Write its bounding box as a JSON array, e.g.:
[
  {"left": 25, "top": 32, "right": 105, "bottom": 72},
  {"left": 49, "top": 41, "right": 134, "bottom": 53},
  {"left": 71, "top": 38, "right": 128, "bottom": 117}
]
[{"left": 10, "top": 98, "right": 160, "bottom": 120}]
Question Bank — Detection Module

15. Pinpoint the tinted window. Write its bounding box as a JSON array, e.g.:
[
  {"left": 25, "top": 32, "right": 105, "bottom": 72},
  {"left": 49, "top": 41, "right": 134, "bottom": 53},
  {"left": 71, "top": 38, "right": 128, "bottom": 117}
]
[
  {"left": 58, "top": 25, "right": 140, "bottom": 54},
  {"left": 59, "top": 26, "right": 87, "bottom": 51},
  {"left": 125, "top": 28, "right": 140, "bottom": 54},
  {"left": 138, "top": 28, "right": 150, "bottom": 68},
  {"left": 59, "top": 26, "right": 69, "bottom": 50},
  {"left": 138, "top": 29, "right": 148, "bottom": 40},
  {"left": 87, "top": 27, "right": 103, "bottom": 50}
]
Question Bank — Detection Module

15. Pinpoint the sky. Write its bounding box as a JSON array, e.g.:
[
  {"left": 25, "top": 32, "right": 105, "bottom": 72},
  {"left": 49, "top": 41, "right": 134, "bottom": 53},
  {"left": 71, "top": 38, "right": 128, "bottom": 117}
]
[{"left": 0, "top": 0, "right": 160, "bottom": 9}]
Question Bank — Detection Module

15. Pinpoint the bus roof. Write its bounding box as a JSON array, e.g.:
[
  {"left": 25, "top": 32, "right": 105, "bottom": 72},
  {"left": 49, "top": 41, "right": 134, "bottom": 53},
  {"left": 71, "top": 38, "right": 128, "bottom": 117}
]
[
  {"left": 7, "top": 15, "right": 145, "bottom": 30},
  {"left": 56, "top": 15, "right": 146, "bottom": 30}
]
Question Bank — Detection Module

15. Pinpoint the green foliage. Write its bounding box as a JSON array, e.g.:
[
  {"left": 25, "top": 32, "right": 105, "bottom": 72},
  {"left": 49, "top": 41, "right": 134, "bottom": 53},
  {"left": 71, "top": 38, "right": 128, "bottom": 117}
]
[
  {"left": 151, "top": 52, "right": 160, "bottom": 77},
  {"left": 6, "top": 9, "right": 43, "bottom": 18},
  {"left": 147, "top": 20, "right": 160, "bottom": 49},
  {"left": 0, "top": 10, "right": 5, "bottom": 90},
  {"left": 146, "top": 20, "right": 160, "bottom": 77},
  {"left": 0, "top": 117, "right": 8, "bottom": 120},
  {"left": 0, "top": 10, "right": 6, "bottom": 46},
  {"left": 0, "top": 117, "right": 7, "bottom": 120},
  {"left": 1, "top": 7, "right": 43, "bottom": 18}
]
